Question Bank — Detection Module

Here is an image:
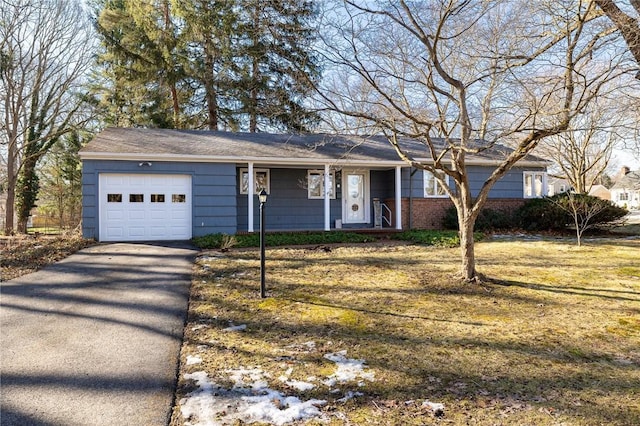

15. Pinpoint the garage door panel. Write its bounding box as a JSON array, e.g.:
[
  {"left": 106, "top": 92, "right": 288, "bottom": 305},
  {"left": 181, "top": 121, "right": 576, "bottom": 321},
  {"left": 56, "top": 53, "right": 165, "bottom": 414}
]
[
  {"left": 105, "top": 210, "right": 125, "bottom": 220},
  {"left": 99, "top": 173, "right": 192, "bottom": 241},
  {"left": 150, "top": 209, "right": 168, "bottom": 220},
  {"left": 128, "top": 210, "right": 146, "bottom": 220},
  {"left": 106, "top": 226, "right": 124, "bottom": 238},
  {"left": 105, "top": 175, "right": 125, "bottom": 185}
]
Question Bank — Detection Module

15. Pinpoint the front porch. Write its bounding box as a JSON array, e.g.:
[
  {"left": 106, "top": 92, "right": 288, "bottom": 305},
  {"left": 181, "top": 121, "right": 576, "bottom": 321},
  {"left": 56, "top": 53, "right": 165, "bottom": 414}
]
[{"left": 238, "top": 165, "right": 405, "bottom": 233}]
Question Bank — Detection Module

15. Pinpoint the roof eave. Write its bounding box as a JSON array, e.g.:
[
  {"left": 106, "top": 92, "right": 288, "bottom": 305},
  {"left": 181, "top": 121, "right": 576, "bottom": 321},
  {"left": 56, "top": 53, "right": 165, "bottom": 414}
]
[{"left": 78, "top": 152, "right": 549, "bottom": 168}]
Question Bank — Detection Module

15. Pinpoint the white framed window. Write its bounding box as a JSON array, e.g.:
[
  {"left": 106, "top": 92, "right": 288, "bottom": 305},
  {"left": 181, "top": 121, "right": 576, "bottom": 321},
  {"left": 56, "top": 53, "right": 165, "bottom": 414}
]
[
  {"left": 424, "top": 170, "right": 449, "bottom": 198},
  {"left": 619, "top": 192, "right": 629, "bottom": 201},
  {"left": 240, "top": 168, "right": 270, "bottom": 194},
  {"left": 307, "top": 170, "right": 336, "bottom": 199},
  {"left": 523, "top": 171, "right": 547, "bottom": 198}
]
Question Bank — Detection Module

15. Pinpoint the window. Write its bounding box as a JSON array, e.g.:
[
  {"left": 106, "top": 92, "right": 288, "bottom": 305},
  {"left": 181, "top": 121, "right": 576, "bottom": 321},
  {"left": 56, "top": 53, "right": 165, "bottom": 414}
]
[
  {"left": 151, "top": 194, "right": 165, "bottom": 203},
  {"left": 129, "top": 194, "right": 144, "bottom": 202},
  {"left": 107, "top": 194, "right": 122, "bottom": 203},
  {"left": 172, "top": 194, "right": 186, "bottom": 203},
  {"left": 424, "top": 171, "right": 448, "bottom": 197},
  {"left": 307, "top": 170, "right": 336, "bottom": 199},
  {"left": 619, "top": 192, "right": 629, "bottom": 201},
  {"left": 523, "top": 172, "right": 546, "bottom": 198},
  {"left": 240, "top": 168, "right": 270, "bottom": 194}
]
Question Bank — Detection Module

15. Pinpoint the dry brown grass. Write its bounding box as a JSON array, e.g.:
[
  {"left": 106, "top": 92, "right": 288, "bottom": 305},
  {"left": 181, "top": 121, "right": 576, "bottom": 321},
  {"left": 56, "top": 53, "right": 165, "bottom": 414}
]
[
  {"left": 173, "top": 238, "right": 640, "bottom": 425},
  {"left": 1, "top": 233, "right": 95, "bottom": 281}
]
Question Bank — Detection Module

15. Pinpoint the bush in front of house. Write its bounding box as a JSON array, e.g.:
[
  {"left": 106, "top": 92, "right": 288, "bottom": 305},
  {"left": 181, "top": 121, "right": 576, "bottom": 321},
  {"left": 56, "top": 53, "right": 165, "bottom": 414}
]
[
  {"left": 192, "top": 230, "right": 473, "bottom": 250},
  {"left": 442, "top": 206, "right": 516, "bottom": 231},
  {"left": 193, "top": 231, "right": 376, "bottom": 249},
  {"left": 515, "top": 193, "right": 627, "bottom": 231},
  {"left": 515, "top": 196, "right": 568, "bottom": 231}
]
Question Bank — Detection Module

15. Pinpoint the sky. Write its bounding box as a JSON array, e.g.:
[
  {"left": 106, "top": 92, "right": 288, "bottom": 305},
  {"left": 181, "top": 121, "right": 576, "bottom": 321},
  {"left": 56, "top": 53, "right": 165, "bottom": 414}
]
[{"left": 613, "top": 148, "right": 640, "bottom": 172}]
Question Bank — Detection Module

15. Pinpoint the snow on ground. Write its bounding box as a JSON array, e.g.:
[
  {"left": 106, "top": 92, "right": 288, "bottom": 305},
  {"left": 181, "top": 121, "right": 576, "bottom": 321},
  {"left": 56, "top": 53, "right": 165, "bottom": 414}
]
[
  {"left": 222, "top": 323, "right": 247, "bottom": 332},
  {"left": 179, "top": 347, "right": 376, "bottom": 425},
  {"left": 323, "top": 350, "right": 375, "bottom": 388},
  {"left": 180, "top": 367, "right": 326, "bottom": 426},
  {"left": 186, "top": 355, "right": 202, "bottom": 366}
]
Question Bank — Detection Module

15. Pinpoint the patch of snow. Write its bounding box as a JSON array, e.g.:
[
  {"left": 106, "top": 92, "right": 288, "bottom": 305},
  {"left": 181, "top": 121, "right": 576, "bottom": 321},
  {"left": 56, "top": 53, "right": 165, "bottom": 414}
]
[
  {"left": 222, "top": 324, "right": 247, "bottom": 332},
  {"left": 186, "top": 355, "right": 202, "bottom": 366},
  {"left": 199, "top": 255, "right": 221, "bottom": 262},
  {"left": 337, "top": 391, "right": 363, "bottom": 403},
  {"left": 278, "top": 367, "right": 316, "bottom": 391},
  {"left": 241, "top": 389, "right": 326, "bottom": 425},
  {"left": 323, "top": 350, "right": 375, "bottom": 387},
  {"left": 228, "top": 367, "right": 270, "bottom": 391},
  {"left": 180, "top": 372, "right": 219, "bottom": 426},
  {"left": 422, "top": 400, "right": 445, "bottom": 416},
  {"left": 191, "top": 324, "right": 207, "bottom": 331},
  {"left": 180, "top": 368, "right": 326, "bottom": 426},
  {"left": 284, "top": 379, "right": 316, "bottom": 392}
]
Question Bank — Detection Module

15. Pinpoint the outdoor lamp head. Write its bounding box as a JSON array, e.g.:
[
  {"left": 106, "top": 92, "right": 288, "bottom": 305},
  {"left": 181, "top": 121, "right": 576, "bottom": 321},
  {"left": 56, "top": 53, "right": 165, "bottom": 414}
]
[{"left": 258, "top": 189, "right": 268, "bottom": 204}]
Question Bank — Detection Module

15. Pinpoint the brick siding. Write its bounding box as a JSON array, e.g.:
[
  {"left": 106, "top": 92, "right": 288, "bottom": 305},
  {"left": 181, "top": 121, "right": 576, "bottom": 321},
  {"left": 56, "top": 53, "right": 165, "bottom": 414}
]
[{"left": 384, "top": 198, "right": 525, "bottom": 230}]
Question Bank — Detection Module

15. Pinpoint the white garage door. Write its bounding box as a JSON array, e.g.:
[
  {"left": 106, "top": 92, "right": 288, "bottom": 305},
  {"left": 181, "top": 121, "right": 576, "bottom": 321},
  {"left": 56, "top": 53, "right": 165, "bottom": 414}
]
[{"left": 99, "top": 173, "right": 192, "bottom": 241}]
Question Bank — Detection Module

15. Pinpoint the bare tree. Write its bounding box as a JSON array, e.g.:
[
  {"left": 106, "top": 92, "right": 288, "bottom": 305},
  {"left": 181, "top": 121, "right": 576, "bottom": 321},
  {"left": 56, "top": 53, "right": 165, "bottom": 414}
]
[
  {"left": 595, "top": 0, "right": 640, "bottom": 78},
  {"left": 314, "top": 0, "right": 635, "bottom": 281},
  {"left": 550, "top": 192, "right": 625, "bottom": 246},
  {"left": 1, "top": 0, "right": 94, "bottom": 234},
  {"left": 539, "top": 97, "right": 633, "bottom": 193}
]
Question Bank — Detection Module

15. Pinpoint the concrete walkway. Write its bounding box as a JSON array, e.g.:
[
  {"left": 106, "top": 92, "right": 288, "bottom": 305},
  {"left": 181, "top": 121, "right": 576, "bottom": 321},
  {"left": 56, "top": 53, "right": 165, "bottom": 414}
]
[{"left": 1, "top": 243, "right": 197, "bottom": 426}]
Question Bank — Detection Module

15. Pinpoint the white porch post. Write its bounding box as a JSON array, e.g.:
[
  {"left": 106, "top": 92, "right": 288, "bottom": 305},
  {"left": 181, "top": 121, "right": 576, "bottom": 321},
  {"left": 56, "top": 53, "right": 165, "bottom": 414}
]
[
  {"left": 324, "top": 164, "right": 331, "bottom": 231},
  {"left": 248, "top": 162, "right": 254, "bottom": 232},
  {"left": 395, "top": 166, "right": 402, "bottom": 230}
]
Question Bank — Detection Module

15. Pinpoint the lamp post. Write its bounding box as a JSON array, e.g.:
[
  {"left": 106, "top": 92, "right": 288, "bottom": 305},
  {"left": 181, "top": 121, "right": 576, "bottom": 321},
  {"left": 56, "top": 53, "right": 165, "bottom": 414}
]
[{"left": 258, "top": 189, "right": 268, "bottom": 298}]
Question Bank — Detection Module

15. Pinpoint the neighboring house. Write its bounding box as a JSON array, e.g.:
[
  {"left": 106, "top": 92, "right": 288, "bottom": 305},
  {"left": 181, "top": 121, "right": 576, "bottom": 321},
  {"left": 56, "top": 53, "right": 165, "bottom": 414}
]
[
  {"left": 610, "top": 168, "right": 640, "bottom": 210},
  {"left": 588, "top": 184, "right": 611, "bottom": 201},
  {"left": 547, "top": 178, "right": 570, "bottom": 196},
  {"left": 78, "top": 128, "right": 549, "bottom": 242}
]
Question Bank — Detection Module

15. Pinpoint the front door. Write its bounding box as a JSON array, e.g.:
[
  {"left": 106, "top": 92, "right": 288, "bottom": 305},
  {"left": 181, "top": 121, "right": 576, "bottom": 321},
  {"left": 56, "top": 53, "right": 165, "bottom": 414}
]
[{"left": 342, "top": 170, "right": 369, "bottom": 224}]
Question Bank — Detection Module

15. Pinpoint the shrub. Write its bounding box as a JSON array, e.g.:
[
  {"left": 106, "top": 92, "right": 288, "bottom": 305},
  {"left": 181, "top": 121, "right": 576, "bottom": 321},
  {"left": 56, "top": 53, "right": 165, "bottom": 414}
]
[
  {"left": 515, "top": 193, "right": 627, "bottom": 232},
  {"left": 193, "top": 231, "right": 376, "bottom": 249},
  {"left": 551, "top": 193, "right": 627, "bottom": 227},
  {"left": 515, "top": 196, "right": 568, "bottom": 231},
  {"left": 192, "top": 230, "right": 470, "bottom": 249},
  {"left": 442, "top": 206, "right": 516, "bottom": 231},
  {"left": 391, "top": 230, "right": 462, "bottom": 247}
]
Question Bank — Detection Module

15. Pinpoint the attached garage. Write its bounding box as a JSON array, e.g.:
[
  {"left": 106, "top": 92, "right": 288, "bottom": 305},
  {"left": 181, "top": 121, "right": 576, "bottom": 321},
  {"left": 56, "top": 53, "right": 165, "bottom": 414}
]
[{"left": 98, "top": 173, "right": 192, "bottom": 241}]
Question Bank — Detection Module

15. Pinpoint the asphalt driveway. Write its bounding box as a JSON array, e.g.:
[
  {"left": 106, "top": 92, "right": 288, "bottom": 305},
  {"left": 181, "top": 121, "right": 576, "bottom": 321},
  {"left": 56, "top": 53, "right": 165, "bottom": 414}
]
[{"left": 0, "top": 242, "right": 197, "bottom": 426}]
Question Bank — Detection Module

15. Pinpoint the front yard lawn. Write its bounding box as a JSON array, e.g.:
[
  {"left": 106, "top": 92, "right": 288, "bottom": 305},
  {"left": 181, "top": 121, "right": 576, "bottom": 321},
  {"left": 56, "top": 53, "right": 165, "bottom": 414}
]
[{"left": 172, "top": 238, "right": 640, "bottom": 425}]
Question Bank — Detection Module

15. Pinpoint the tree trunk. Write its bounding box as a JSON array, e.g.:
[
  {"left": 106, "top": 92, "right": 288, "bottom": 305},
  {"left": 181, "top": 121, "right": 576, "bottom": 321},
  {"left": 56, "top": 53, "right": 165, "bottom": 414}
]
[
  {"left": 4, "top": 177, "right": 16, "bottom": 235},
  {"left": 4, "top": 136, "right": 16, "bottom": 234},
  {"left": 16, "top": 149, "right": 40, "bottom": 234},
  {"left": 458, "top": 209, "right": 478, "bottom": 282},
  {"left": 203, "top": 38, "right": 218, "bottom": 131}
]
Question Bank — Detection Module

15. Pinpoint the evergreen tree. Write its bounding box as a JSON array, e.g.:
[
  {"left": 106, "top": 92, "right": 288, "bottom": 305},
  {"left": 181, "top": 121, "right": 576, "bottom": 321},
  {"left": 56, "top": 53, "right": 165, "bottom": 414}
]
[
  {"left": 172, "top": 0, "right": 238, "bottom": 130},
  {"left": 92, "top": 0, "right": 320, "bottom": 132},
  {"left": 234, "top": 0, "right": 320, "bottom": 132},
  {"left": 93, "top": 0, "right": 188, "bottom": 128}
]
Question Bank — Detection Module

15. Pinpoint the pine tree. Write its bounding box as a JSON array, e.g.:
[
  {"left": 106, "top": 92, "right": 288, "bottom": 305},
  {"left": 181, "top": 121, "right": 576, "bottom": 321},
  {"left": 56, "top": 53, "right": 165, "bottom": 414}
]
[
  {"left": 93, "top": 0, "right": 187, "bottom": 128},
  {"left": 172, "top": 0, "right": 238, "bottom": 130},
  {"left": 92, "top": 0, "right": 320, "bottom": 132},
  {"left": 234, "top": 0, "right": 320, "bottom": 132}
]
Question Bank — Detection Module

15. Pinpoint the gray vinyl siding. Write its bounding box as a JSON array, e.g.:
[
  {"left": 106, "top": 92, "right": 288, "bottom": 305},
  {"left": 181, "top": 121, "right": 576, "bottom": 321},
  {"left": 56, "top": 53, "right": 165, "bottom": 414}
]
[
  {"left": 403, "top": 166, "right": 546, "bottom": 198},
  {"left": 237, "top": 168, "right": 342, "bottom": 231},
  {"left": 81, "top": 160, "right": 237, "bottom": 240}
]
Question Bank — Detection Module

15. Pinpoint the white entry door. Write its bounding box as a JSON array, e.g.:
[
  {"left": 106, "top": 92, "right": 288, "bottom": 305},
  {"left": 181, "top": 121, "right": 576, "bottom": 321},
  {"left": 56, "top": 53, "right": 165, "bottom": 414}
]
[
  {"left": 99, "top": 173, "right": 192, "bottom": 241},
  {"left": 342, "top": 170, "right": 369, "bottom": 224}
]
